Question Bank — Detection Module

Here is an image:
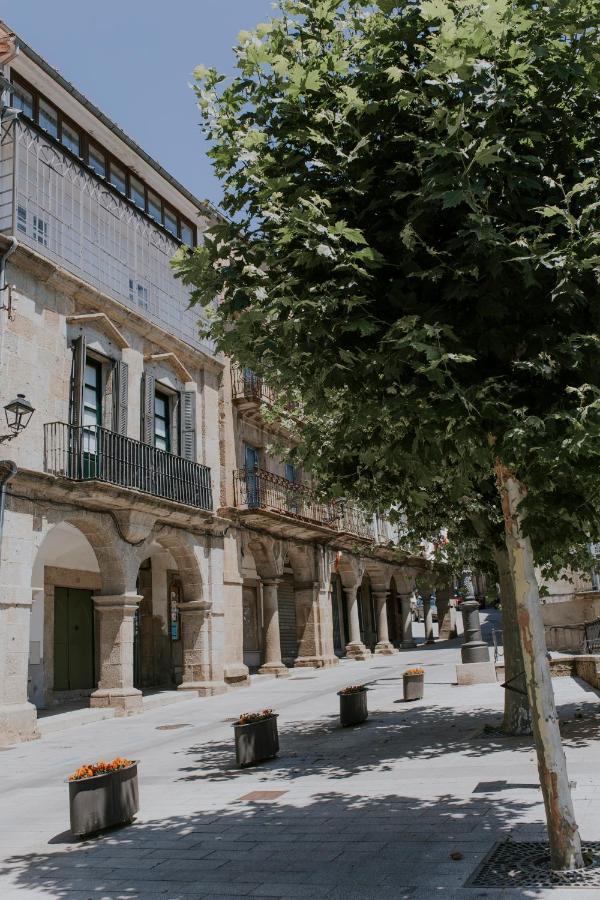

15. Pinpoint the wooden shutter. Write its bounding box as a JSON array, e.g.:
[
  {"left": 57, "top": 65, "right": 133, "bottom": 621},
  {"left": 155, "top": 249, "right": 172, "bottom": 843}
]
[
  {"left": 69, "top": 335, "right": 86, "bottom": 426},
  {"left": 112, "top": 360, "right": 129, "bottom": 436},
  {"left": 180, "top": 390, "right": 197, "bottom": 461},
  {"left": 141, "top": 371, "right": 155, "bottom": 444},
  {"left": 277, "top": 575, "right": 298, "bottom": 665},
  {"left": 170, "top": 392, "right": 181, "bottom": 456}
]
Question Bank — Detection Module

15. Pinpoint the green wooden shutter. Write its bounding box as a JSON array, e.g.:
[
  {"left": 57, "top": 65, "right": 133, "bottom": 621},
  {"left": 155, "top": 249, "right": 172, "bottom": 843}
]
[
  {"left": 140, "top": 372, "right": 155, "bottom": 444},
  {"left": 180, "top": 390, "right": 197, "bottom": 461},
  {"left": 112, "top": 360, "right": 129, "bottom": 436},
  {"left": 67, "top": 589, "right": 95, "bottom": 690},
  {"left": 69, "top": 336, "right": 86, "bottom": 427}
]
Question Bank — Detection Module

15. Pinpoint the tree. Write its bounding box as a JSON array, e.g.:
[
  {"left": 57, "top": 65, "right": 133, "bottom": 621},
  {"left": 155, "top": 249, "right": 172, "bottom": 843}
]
[{"left": 176, "top": 0, "right": 600, "bottom": 868}]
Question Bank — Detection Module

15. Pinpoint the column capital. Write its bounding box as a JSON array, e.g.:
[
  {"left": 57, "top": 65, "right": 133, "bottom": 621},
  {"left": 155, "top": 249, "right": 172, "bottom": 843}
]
[
  {"left": 92, "top": 593, "right": 142, "bottom": 611},
  {"left": 177, "top": 599, "right": 211, "bottom": 613},
  {"left": 262, "top": 578, "right": 281, "bottom": 588}
]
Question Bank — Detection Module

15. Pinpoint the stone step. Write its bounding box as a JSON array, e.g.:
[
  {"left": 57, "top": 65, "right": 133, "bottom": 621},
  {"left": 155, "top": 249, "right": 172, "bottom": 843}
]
[{"left": 38, "top": 705, "right": 117, "bottom": 736}]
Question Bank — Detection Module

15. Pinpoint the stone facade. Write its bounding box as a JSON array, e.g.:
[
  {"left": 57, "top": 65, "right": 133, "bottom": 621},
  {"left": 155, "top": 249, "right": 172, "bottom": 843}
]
[{"left": 0, "top": 27, "right": 442, "bottom": 746}]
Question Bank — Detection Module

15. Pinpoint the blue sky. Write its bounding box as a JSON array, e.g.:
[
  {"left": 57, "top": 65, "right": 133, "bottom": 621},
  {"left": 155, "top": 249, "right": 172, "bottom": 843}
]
[{"left": 2, "top": 0, "right": 276, "bottom": 205}]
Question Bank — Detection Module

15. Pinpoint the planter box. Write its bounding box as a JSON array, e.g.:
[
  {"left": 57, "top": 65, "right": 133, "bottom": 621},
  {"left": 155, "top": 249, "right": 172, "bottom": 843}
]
[
  {"left": 403, "top": 673, "right": 424, "bottom": 701},
  {"left": 338, "top": 689, "right": 368, "bottom": 726},
  {"left": 68, "top": 763, "right": 139, "bottom": 838},
  {"left": 234, "top": 715, "right": 279, "bottom": 768}
]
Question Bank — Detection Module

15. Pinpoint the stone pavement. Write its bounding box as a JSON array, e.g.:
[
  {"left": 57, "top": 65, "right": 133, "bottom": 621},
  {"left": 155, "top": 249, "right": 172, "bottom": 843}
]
[{"left": 1, "top": 613, "right": 599, "bottom": 900}]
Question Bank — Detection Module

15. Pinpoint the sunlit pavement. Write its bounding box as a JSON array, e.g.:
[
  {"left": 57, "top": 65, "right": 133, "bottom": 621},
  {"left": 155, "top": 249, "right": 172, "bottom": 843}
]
[{"left": 1, "top": 612, "right": 598, "bottom": 899}]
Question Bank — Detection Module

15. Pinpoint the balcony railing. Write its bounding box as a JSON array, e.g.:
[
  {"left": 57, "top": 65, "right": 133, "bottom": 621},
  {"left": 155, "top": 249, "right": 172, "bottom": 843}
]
[
  {"left": 0, "top": 119, "right": 213, "bottom": 356},
  {"left": 231, "top": 367, "right": 276, "bottom": 406},
  {"left": 234, "top": 467, "right": 339, "bottom": 528},
  {"left": 45, "top": 422, "right": 213, "bottom": 510},
  {"left": 338, "top": 505, "right": 376, "bottom": 541}
]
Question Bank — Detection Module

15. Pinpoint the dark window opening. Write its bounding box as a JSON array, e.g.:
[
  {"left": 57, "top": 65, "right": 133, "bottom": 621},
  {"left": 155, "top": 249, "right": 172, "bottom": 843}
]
[{"left": 154, "top": 390, "right": 170, "bottom": 453}]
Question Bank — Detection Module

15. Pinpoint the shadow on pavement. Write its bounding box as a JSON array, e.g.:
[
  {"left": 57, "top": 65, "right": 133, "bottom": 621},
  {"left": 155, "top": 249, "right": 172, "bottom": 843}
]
[{"left": 1, "top": 790, "right": 547, "bottom": 900}]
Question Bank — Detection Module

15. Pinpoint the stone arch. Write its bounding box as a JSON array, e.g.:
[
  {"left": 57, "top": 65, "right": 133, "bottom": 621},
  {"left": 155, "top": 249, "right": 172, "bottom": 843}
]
[
  {"left": 44, "top": 510, "right": 129, "bottom": 595},
  {"left": 333, "top": 551, "right": 363, "bottom": 589},
  {"left": 151, "top": 527, "right": 204, "bottom": 606},
  {"left": 247, "top": 536, "right": 285, "bottom": 580}
]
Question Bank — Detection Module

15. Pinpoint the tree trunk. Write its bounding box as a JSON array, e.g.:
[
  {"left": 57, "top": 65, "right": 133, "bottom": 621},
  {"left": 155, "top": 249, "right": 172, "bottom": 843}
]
[
  {"left": 491, "top": 545, "right": 532, "bottom": 736},
  {"left": 495, "top": 462, "right": 583, "bottom": 871}
]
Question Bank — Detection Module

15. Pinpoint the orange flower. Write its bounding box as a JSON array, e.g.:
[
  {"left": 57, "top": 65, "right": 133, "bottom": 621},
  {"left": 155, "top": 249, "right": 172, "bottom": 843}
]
[{"left": 68, "top": 757, "right": 134, "bottom": 781}]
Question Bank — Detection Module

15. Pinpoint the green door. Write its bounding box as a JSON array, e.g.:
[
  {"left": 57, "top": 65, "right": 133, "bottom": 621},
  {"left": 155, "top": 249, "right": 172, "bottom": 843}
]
[{"left": 53, "top": 587, "right": 95, "bottom": 691}]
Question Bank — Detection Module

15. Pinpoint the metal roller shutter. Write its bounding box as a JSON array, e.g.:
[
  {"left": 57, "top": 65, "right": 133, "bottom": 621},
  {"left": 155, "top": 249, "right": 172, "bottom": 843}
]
[{"left": 278, "top": 576, "right": 298, "bottom": 665}]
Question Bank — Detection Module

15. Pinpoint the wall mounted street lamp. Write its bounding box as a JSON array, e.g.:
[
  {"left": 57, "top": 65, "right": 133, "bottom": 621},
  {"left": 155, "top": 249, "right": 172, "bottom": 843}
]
[{"left": 0, "top": 394, "right": 35, "bottom": 443}]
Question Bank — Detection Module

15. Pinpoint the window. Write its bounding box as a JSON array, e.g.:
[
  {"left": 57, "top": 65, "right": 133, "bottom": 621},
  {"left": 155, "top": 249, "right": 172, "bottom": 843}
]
[
  {"left": 109, "top": 161, "right": 127, "bottom": 195},
  {"left": 12, "top": 83, "right": 33, "bottom": 119},
  {"left": 180, "top": 221, "right": 194, "bottom": 247},
  {"left": 33, "top": 214, "right": 48, "bottom": 247},
  {"left": 147, "top": 190, "right": 162, "bottom": 222},
  {"left": 61, "top": 120, "right": 80, "bottom": 156},
  {"left": 154, "top": 391, "right": 170, "bottom": 452},
  {"left": 129, "top": 176, "right": 145, "bottom": 209},
  {"left": 285, "top": 463, "right": 297, "bottom": 483},
  {"left": 129, "top": 278, "right": 148, "bottom": 310},
  {"left": 83, "top": 359, "right": 102, "bottom": 428},
  {"left": 17, "top": 205, "right": 27, "bottom": 234},
  {"left": 164, "top": 206, "right": 178, "bottom": 237},
  {"left": 38, "top": 99, "right": 58, "bottom": 139},
  {"left": 88, "top": 144, "right": 106, "bottom": 178}
]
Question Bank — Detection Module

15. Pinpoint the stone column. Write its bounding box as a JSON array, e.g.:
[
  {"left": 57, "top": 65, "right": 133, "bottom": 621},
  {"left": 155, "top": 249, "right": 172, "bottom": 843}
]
[
  {"left": 344, "top": 585, "right": 371, "bottom": 660},
  {"left": 400, "top": 592, "right": 416, "bottom": 649},
  {"left": 436, "top": 585, "right": 456, "bottom": 640},
  {"left": 90, "top": 594, "right": 143, "bottom": 715},
  {"left": 258, "top": 579, "right": 289, "bottom": 677},
  {"left": 423, "top": 595, "right": 435, "bottom": 644},
  {"left": 374, "top": 589, "right": 398, "bottom": 655},
  {"left": 178, "top": 601, "right": 227, "bottom": 695},
  {"left": 0, "top": 586, "right": 40, "bottom": 744},
  {"left": 460, "top": 599, "right": 490, "bottom": 663},
  {"left": 294, "top": 582, "right": 339, "bottom": 669}
]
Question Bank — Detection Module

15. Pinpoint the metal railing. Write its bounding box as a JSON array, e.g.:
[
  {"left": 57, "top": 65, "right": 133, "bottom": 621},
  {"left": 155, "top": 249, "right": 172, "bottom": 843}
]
[
  {"left": 338, "top": 505, "right": 376, "bottom": 541},
  {"left": 233, "top": 467, "right": 339, "bottom": 528},
  {"left": 584, "top": 618, "right": 600, "bottom": 654},
  {"left": 544, "top": 622, "right": 587, "bottom": 653},
  {"left": 45, "top": 422, "right": 213, "bottom": 510},
  {"left": 231, "top": 367, "right": 276, "bottom": 405}
]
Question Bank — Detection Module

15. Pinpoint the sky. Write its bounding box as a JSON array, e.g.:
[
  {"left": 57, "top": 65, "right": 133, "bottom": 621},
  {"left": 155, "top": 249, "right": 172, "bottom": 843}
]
[{"left": 2, "top": 0, "right": 276, "bottom": 206}]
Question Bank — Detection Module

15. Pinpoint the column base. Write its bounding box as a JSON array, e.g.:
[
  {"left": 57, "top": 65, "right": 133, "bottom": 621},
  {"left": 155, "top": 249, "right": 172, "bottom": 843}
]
[
  {"left": 400, "top": 639, "right": 417, "bottom": 649},
  {"left": 461, "top": 642, "right": 490, "bottom": 664},
  {"left": 294, "top": 655, "right": 340, "bottom": 668},
  {"left": 374, "top": 641, "right": 399, "bottom": 656},
  {"left": 90, "top": 688, "right": 143, "bottom": 716},
  {"left": 345, "top": 642, "right": 372, "bottom": 661},
  {"left": 178, "top": 681, "right": 228, "bottom": 696},
  {"left": 456, "top": 661, "right": 497, "bottom": 685},
  {"left": 224, "top": 663, "right": 250, "bottom": 686},
  {"left": 258, "top": 663, "right": 290, "bottom": 678},
  {"left": 0, "top": 702, "right": 40, "bottom": 746}
]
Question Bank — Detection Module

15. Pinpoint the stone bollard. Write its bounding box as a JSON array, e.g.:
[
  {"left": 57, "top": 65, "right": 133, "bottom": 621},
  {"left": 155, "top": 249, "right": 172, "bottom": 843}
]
[{"left": 460, "top": 600, "right": 490, "bottom": 664}]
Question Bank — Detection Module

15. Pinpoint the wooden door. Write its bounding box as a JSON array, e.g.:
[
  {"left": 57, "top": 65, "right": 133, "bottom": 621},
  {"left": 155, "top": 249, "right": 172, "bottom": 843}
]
[{"left": 53, "top": 587, "right": 95, "bottom": 691}]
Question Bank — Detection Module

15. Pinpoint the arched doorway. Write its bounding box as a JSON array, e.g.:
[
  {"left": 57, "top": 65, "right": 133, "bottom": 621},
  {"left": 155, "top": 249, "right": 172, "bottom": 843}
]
[
  {"left": 359, "top": 574, "right": 377, "bottom": 650},
  {"left": 134, "top": 543, "right": 181, "bottom": 689},
  {"left": 30, "top": 522, "right": 101, "bottom": 708}
]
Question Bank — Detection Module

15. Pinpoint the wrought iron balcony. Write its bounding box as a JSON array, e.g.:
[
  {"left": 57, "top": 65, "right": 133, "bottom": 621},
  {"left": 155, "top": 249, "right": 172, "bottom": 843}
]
[
  {"left": 44, "top": 422, "right": 213, "bottom": 510},
  {"left": 231, "top": 367, "right": 276, "bottom": 406},
  {"left": 338, "top": 505, "right": 376, "bottom": 541},
  {"left": 0, "top": 119, "right": 213, "bottom": 355},
  {"left": 233, "top": 467, "right": 339, "bottom": 529}
]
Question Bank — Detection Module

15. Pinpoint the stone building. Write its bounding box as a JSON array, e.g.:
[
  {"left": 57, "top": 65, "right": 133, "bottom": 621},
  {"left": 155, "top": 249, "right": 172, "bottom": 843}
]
[{"left": 0, "top": 23, "right": 440, "bottom": 746}]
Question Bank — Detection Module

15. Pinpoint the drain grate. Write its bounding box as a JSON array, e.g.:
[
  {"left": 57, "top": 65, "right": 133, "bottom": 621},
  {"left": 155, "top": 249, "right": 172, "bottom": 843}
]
[
  {"left": 155, "top": 723, "right": 191, "bottom": 731},
  {"left": 467, "top": 841, "right": 600, "bottom": 888},
  {"left": 237, "top": 790, "right": 288, "bottom": 802}
]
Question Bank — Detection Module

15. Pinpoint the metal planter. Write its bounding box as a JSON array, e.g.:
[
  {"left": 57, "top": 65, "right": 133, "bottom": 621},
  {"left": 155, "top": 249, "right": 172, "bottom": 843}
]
[
  {"left": 234, "top": 715, "right": 279, "bottom": 768},
  {"left": 403, "top": 673, "right": 424, "bottom": 701},
  {"left": 68, "top": 763, "right": 139, "bottom": 838},
  {"left": 338, "top": 689, "right": 368, "bottom": 726}
]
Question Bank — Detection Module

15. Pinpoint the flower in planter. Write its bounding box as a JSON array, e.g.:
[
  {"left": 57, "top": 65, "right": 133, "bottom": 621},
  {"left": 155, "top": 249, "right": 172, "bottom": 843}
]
[
  {"left": 404, "top": 667, "right": 424, "bottom": 676},
  {"left": 68, "top": 757, "right": 135, "bottom": 781},
  {"left": 339, "top": 685, "right": 366, "bottom": 695},
  {"left": 237, "top": 708, "right": 274, "bottom": 725}
]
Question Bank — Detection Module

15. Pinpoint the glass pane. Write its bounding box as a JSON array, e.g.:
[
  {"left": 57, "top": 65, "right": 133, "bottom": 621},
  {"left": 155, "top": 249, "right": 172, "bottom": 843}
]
[
  {"left": 84, "top": 386, "right": 98, "bottom": 407},
  {"left": 154, "top": 395, "right": 167, "bottom": 417},
  {"left": 180, "top": 222, "right": 194, "bottom": 247},
  {"left": 129, "top": 176, "right": 145, "bottom": 208},
  {"left": 61, "top": 121, "right": 80, "bottom": 156},
  {"left": 83, "top": 408, "right": 98, "bottom": 427},
  {"left": 84, "top": 362, "right": 98, "bottom": 387},
  {"left": 12, "top": 84, "right": 33, "bottom": 118},
  {"left": 109, "top": 162, "right": 127, "bottom": 194},
  {"left": 39, "top": 99, "right": 58, "bottom": 138},
  {"left": 88, "top": 144, "right": 106, "bottom": 178},
  {"left": 155, "top": 435, "right": 167, "bottom": 452},
  {"left": 164, "top": 208, "right": 178, "bottom": 237},
  {"left": 147, "top": 191, "right": 162, "bottom": 222},
  {"left": 155, "top": 419, "right": 167, "bottom": 439}
]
